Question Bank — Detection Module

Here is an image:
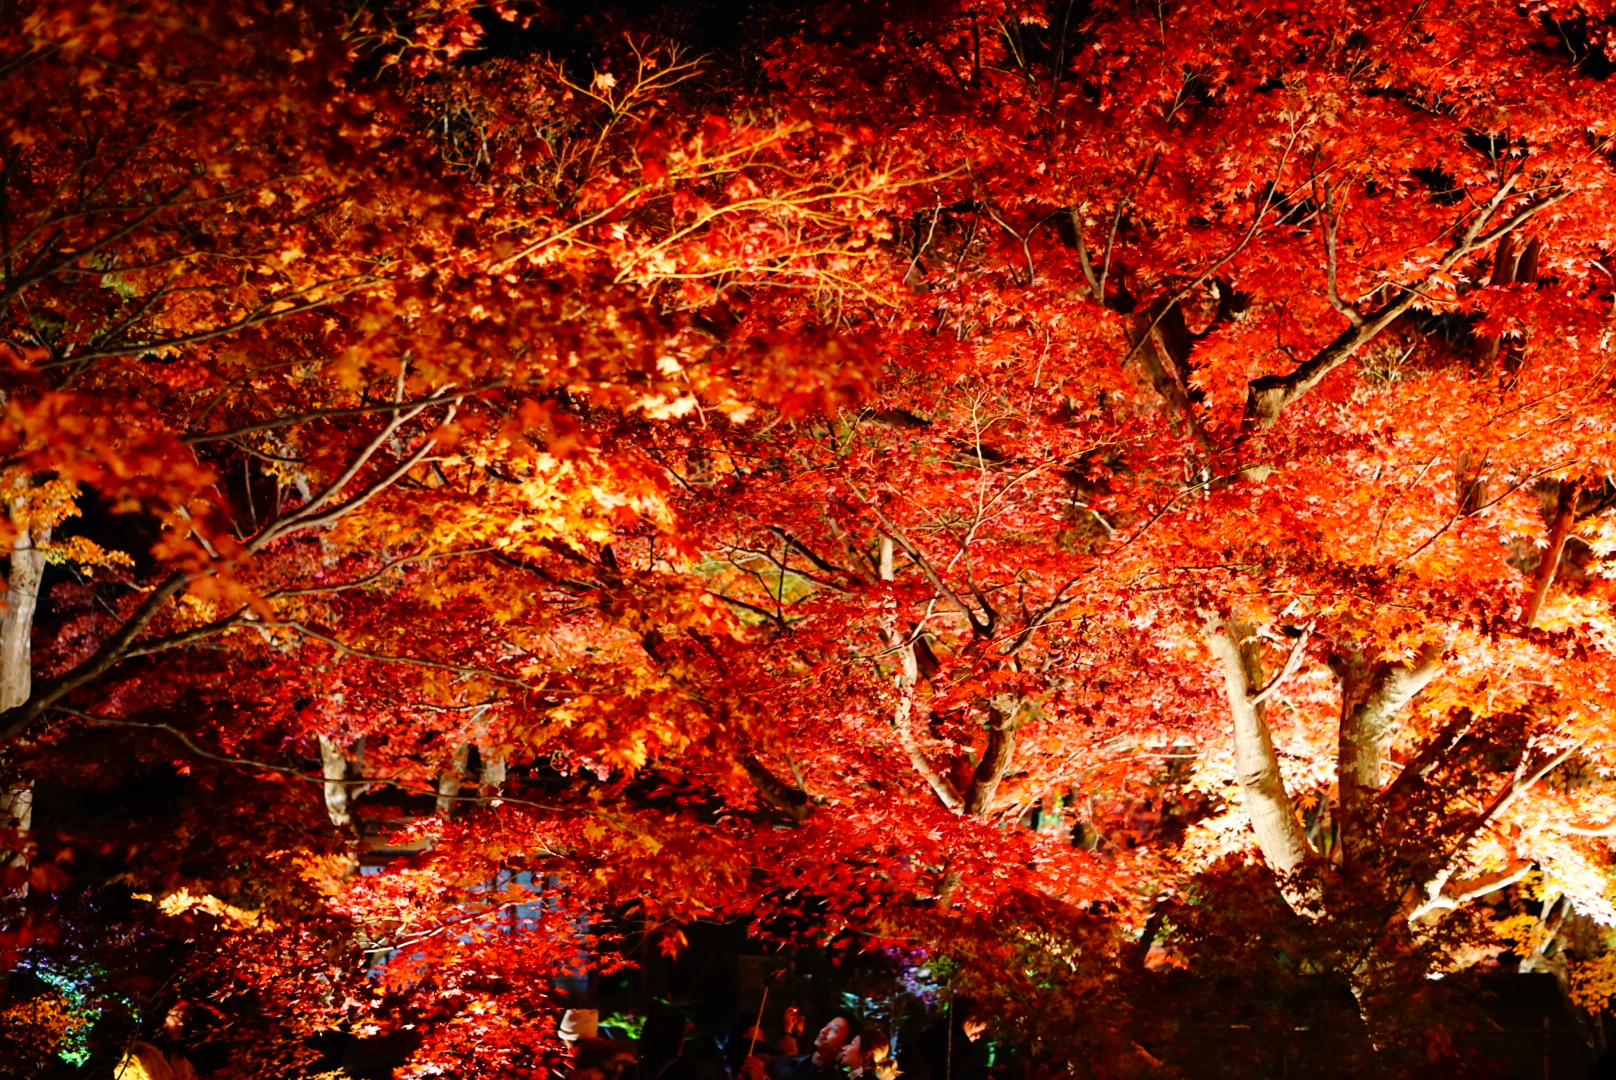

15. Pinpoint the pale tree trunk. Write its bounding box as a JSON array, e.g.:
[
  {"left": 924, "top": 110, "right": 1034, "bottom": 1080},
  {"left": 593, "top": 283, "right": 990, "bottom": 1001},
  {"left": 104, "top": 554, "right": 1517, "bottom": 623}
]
[
  {"left": 874, "top": 532, "right": 1027, "bottom": 905},
  {"left": 436, "top": 742, "right": 470, "bottom": 817},
  {"left": 892, "top": 636, "right": 964, "bottom": 811},
  {"left": 1331, "top": 643, "right": 1443, "bottom": 866},
  {"left": 319, "top": 736, "right": 354, "bottom": 828},
  {"left": 0, "top": 517, "right": 45, "bottom": 711},
  {"left": 0, "top": 509, "right": 47, "bottom": 886},
  {"left": 879, "top": 537, "right": 964, "bottom": 811},
  {"left": 430, "top": 713, "right": 507, "bottom": 820},
  {"left": 1206, "top": 617, "right": 1313, "bottom": 875},
  {"left": 473, "top": 708, "right": 505, "bottom": 792},
  {"left": 936, "top": 701, "right": 1023, "bottom": 908},
  {"left": 479, "top": 749, "right": 506, "bottom": 790}
]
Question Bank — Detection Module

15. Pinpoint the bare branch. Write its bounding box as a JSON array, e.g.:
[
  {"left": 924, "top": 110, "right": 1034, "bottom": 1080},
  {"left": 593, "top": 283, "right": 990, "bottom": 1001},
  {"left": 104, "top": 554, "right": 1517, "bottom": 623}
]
[
  {"left": 1250, "top": 621, "right": 1313, "bottom": 707},
  {"left": 1317, "top": 180, "right": 1364, "bottom": 327},
  {"left": 0, "top": 569, "right": 194, "bottom": 744},
  {"left": 1243, "top": 178, "right": 1568, "bottom": 431},
  {"left": 1522, "top": 479, "right": 1580, "bottom": 627},
  {"left": 183, "top": 384, "right": 491, "bottom": 445},
  {"left": 850, "top": 485, "right": 994, "bottom": 638},
  {"left": 271, "top": 620, "right": 529, "bottom": 686}
]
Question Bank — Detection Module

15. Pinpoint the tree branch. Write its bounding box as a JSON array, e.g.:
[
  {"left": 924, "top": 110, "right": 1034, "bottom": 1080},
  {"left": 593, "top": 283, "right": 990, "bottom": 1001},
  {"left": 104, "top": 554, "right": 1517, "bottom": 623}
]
[
  {"left": 963, "top": 696, "right": 1019, "bottom": 817},
  {"left": 0, "top": 568, "right": 193, "bottom": 744},
  {"left": 1521, "top": 479, "right": 1580, "bottom": 627},
  {"left": 183, "top": 384, "right": 489, "bottom": 445},
  {"left": 742, "top": 755, "right": 810, "bottom": 822},
  {"left": 1250, "top": 622, "right": 1313, "bottom": 707},
  {"left": 1332, "top": 640, "right": 1444, "bottom": 864},
  {"left": 879, "top": 541, "right": 964, "bottom": 812},
  {"left": 852, "top": 487, "right": 994, "bottom": 638},
  {"left": 1243, "top": 181, "right": 1567, "bottom": 430},
  {"left": 1317, "top": 180, "right": 1364, "bottom": 327},
  {"left": 1409, "top": 857, "right": 1534, "bottom": 921}
]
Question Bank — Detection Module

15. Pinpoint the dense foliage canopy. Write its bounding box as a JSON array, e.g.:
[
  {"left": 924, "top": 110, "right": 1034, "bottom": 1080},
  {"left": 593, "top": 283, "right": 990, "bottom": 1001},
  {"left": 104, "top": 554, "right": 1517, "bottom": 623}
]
[{"left": 7, "top": 0, "right": 1616, "bottom": 1075}]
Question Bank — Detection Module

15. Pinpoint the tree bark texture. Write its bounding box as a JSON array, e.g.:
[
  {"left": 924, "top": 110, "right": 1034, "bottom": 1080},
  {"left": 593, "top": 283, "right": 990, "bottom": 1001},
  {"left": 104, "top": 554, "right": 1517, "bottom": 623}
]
[
  {"left": 1331, "top": 643, "right": 1443, "bottom": 865},
  {"left": 0, "top": 519, "right": 45, "bottom": 712},
  {"left": 880, "top": 537, "right": 967, "bottom": 812},
  {"left": 319, "top": 736, "right": 353, "bottom": 828},
  {"left": 436, "top": 742, "right": 471, "bottom": 817},
  {"left": 1207, "top": 618, "right": 1313, "bottom": 873},
  {"left": 0, "top": 512, "right": 46, "bottom": 880},
  {"left": 963, "top": 698, "right": 1020, "bottom": 817},
  {"left": 474, "top": 709, "right": 506, "bottom": 791},
  {"left": 1522, "top": 479, "right": 1579, "bottom": 628}
]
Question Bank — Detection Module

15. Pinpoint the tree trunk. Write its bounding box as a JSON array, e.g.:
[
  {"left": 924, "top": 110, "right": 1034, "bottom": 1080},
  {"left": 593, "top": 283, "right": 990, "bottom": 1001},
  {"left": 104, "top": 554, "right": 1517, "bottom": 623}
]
[
  {"left": 0, "top": 511, "right": 46, "bottom": 885},
  {"left": 1130, "top": 301, "right": 1214, "bottom": 452},
  {"left": 1522, "top": 479, "right": 1579, "bottom": 627},
  {"left": 880, "top": 537, "right": 965, "bottom": 811},
  {"left": 1331, "top": 643, "right": 1443, "bottom": 866},
  {"left": 0, "top": 518, "right": 45, "bottom": 712},
  {"left": 437, "top": 742, "right": 471, "bottom": 817},
  {"left": 1475, "top": 232, "right": 1518, "bottom": 367},
  {"left": 319, "top": 736, "right": 353, "bottom": 828},
  {"left": 1206, "top": 618, "right": 1313, "bottom": 874},
  {"left": 473, "top": 708, "right": 505, "bottom": 791},
  {"left": 963, "top": 697, "right": 1019, "bottom": 817},
  {"left": 479, "top": 750, "right": 506, "bottom": 790}
]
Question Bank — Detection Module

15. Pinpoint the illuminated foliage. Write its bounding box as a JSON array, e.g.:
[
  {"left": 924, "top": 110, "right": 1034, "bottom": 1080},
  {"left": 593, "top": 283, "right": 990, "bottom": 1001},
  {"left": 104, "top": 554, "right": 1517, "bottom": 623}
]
[{"left": 7, "top": 0, "right": 1616, "bottom": 1075}]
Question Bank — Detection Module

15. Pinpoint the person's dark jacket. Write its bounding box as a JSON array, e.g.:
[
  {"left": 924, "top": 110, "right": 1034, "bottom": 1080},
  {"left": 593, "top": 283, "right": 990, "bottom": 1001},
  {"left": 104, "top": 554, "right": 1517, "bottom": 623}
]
[
  {"left": 765, "top": 1052, "right": 846, "bottom": 1080},
  {"left": 635, "top": 1010, "right": 699, "bottom": 1080}
]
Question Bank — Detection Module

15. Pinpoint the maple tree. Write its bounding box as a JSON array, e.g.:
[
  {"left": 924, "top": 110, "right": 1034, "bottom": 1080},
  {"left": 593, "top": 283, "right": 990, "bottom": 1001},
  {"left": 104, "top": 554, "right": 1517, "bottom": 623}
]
[
  {"left": 8, "top": 0, "right": 1616, "bottom": 1076},
  {"left": 696, "top": 0, "right": 1616, "bottom": 1070},
  {"left": 1, "top": 1, "right": 903, "bottom": 1073}
]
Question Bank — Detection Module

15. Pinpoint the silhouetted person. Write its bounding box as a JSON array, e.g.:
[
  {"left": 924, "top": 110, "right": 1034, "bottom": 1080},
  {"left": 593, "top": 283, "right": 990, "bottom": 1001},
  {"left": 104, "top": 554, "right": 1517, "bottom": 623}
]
[
  {"left": 917, "top": 1000, "right": 985, "bottom": 1080},
  {"left": 116, "top": 1003, "right": 201, "bottom": 1080},
  {"left": 718, "top": 1011, "right": 779, "bottom": 1080},
  {"left": 637, "top": 1008, "right": 698, "bottom": 1080}
]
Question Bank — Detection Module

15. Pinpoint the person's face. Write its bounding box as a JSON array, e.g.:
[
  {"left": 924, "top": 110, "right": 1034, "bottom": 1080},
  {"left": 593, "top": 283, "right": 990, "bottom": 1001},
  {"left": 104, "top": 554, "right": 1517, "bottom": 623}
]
[
  {"left": 784, "top": 1007, "right": 803, "bottom": 1036},
  {"left": 814, "top": 1018, "right": 850, "bottom": 1058},
  {"left": 838, "top": 1036, "right": 862, "bottom": 1069}
]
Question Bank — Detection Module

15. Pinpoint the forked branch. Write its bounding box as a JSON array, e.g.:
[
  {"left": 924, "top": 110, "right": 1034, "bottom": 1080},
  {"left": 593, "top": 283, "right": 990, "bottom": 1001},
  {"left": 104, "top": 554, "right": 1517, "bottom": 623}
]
[
  {"left": 1206, "top": 617, "right": 1314, "bottom": 875},
  {"left": 1244, "top": 180, "right": 1569, "bottom": 430}
]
